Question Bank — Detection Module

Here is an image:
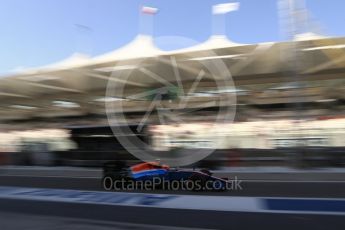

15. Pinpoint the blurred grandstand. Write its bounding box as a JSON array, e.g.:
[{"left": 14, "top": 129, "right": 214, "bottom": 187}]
[
  {"left": 1, "top": 2, "right": 345, "bottom": 230},
  {"left": 1, "top": 0, "right": 345, "bottom": 170},
  {"left": 0, "top": 31, "right": 344, "bottom": 168}
]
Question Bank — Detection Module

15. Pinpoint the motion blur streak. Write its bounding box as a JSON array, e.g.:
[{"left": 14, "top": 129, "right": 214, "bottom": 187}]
[{"left": 0, "top": 0, "right": 345, "bottom": 229}]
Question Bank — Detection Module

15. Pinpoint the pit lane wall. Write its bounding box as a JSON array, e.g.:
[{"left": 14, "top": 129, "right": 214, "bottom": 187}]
[
  {"left": 0, "top": 186, "right": 344, "bottom": 216},
  {"left": 152, "top": 119, "right": 345, "bottom": 150}
]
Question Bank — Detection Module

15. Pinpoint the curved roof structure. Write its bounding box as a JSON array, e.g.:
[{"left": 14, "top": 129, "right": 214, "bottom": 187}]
[
  {"left": 0, "top": 33, "right": 344, "bottom": 125},
  {"left": 92, "top": 35, "right": 163, "bottom": 64},
  {"left": 168, "top": 35, "right": 247, "bottom": 54}
]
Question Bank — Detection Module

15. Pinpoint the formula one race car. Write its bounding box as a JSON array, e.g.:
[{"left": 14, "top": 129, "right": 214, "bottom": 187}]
[{"left": 102, "top": 160, "right": 230, "bottom": 191}]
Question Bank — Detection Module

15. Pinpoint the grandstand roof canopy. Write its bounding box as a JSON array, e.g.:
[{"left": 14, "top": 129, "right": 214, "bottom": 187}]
[{"left": 0, "top": 33, "right": 345, "bottom": 122}]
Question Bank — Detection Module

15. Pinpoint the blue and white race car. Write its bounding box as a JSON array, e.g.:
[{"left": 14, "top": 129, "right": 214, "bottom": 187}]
[{"left": 102, "top": 161, "right": 229, "bottom": 191}]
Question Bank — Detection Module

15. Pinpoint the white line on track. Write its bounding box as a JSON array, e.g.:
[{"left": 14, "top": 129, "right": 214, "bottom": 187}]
[
  {"left": 0, "top": 186, "right": 344, "bottom": 216},
  {"left": 241, "top": 179, "right": 345, "bottom": 183},
  {"left": 2, "top": 174, "right": 345, "bottom": 183}
]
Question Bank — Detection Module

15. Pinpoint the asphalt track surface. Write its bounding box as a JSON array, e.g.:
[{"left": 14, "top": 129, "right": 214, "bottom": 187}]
[
  {"left": 0, "top": 211, "right": 202, "bottom": 230},
  {"left": 0, "top": 197, "right": 344, "bottom": 230},
  {"left": 0, "top": 174, "right": 344, "bottom": 229},
  {"left": 0, "top": 174, "right": 344, "bottom": 198}
]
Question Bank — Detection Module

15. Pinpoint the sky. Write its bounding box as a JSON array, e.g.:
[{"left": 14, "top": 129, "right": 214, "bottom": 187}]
[{"left": 0, "top": 0, "right": 345, "bottom": 74}]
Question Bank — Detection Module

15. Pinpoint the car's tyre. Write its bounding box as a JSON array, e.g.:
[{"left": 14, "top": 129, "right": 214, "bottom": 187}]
[
  {"left": 210, "top": 180, "right": 225, "bottom": 191},
  {"left": 186, "top": 173, "right": 206, "bottom": 191}
]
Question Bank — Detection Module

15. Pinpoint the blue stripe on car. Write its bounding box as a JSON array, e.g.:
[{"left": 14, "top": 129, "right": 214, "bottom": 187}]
[{"left": 132, "top": 169, "right": 168, "bottom": 179}]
